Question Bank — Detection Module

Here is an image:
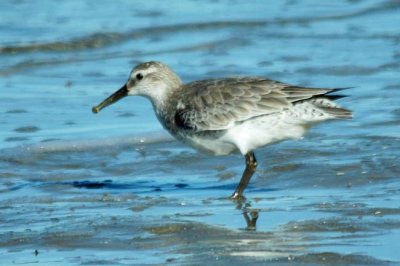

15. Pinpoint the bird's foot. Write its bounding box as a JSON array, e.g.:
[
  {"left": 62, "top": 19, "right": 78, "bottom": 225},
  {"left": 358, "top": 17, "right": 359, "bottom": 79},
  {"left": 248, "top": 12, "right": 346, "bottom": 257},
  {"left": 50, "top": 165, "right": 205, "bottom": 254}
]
[{"left": 230, "top": 191, "right": 246, "bottom": 201}]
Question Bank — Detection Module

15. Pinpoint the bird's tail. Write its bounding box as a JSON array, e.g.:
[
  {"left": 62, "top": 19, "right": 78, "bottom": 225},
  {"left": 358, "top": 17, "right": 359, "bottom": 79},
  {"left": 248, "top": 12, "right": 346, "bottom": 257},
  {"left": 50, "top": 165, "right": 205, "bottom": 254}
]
[
  {"left": 315, "top": 104, "right": 353, "bottom": 119},
  {"left": 314, "top": 88, "right": 353, "bottom": 119}
]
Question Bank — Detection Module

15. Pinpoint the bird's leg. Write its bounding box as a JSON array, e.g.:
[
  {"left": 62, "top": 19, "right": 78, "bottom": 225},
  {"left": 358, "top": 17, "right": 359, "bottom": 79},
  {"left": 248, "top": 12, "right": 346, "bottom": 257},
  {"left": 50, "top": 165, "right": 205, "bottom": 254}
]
[{"left": 231, "top": 151, "right": 257, "bottom": 200}]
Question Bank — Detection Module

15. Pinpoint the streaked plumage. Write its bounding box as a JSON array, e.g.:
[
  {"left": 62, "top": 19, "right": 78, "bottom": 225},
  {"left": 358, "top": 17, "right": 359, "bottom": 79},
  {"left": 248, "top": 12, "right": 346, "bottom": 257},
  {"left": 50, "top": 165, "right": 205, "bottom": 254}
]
[{"left": 93, "top": 61, "right": 352, "bottom": 199}]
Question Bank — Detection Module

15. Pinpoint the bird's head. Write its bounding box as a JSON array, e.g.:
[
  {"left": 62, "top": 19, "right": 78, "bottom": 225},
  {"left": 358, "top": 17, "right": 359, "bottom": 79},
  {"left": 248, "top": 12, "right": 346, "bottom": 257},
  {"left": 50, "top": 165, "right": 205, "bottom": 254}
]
[{"left": 92, "top": 61, "right": 182, "bottom": 113}]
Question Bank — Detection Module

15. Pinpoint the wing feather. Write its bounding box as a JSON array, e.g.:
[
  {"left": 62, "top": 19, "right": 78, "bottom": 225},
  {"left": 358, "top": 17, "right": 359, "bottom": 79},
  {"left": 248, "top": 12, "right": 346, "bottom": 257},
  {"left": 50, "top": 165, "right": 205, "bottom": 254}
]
[{"left": 174, "top": 78, "right": 336, "bottom": 131}]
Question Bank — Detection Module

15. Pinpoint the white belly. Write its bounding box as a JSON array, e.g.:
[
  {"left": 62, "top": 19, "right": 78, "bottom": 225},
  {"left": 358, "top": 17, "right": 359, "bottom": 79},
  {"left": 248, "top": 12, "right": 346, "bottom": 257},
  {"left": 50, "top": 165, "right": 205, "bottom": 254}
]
[
  {"left": 178, "top": 134, "right": 238, "bottom": 156},
  {"left": 177, "top": 112, "right": 306, "bottom": 156},
  {"left": 222, "top": 112, "right": 308, "bottom": 155}
]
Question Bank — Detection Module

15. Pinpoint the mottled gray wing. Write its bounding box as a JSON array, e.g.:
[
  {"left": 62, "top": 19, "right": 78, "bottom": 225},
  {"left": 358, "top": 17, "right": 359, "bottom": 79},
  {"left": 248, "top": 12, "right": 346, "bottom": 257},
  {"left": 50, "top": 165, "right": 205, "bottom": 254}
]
[{"left": 175, "top": 77, "right": 333, "bottom": 131}]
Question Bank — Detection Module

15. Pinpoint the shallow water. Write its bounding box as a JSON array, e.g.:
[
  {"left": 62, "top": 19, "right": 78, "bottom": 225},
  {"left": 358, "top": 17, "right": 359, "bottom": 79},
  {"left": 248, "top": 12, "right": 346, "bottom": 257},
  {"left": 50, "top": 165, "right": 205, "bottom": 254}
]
[{"left": 1, "top": 0, "right": 400, "bottom": 265}]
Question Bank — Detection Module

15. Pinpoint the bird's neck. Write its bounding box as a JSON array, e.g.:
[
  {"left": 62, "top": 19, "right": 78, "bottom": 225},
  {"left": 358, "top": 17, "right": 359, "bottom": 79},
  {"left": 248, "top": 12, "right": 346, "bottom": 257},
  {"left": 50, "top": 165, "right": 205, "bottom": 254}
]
[{"left": 146, "top": 83, "right": 182, "bottom": 117}]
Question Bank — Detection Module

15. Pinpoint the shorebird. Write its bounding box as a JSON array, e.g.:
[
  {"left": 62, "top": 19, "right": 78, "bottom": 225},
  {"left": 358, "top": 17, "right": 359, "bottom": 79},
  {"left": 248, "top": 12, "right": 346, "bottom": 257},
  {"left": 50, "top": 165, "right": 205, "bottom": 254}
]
[{"left": 92, "top": 61, "right": 352, "bottom": 199}]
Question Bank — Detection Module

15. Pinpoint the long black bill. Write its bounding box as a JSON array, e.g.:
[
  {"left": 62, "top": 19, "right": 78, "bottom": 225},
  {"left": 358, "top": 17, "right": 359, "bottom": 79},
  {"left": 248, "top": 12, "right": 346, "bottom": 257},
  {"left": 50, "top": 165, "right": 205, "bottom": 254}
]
[{"left": 92, "top": 84, "right": 128, "bottom": 114}]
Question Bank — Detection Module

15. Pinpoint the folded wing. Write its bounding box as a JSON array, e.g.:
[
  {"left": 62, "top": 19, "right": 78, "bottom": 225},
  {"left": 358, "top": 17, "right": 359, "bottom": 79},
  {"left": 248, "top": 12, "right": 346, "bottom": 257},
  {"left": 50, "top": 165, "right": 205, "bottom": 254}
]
[{"left": 174, "top": 78, "right": 338, "bottom": 131}]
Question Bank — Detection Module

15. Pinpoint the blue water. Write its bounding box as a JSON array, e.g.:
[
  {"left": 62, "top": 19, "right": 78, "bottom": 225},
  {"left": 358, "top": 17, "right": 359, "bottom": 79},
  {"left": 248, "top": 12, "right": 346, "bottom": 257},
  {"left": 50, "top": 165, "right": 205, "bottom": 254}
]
[{"left": 1, "top": 1, "right": 400, "bottom": 265}]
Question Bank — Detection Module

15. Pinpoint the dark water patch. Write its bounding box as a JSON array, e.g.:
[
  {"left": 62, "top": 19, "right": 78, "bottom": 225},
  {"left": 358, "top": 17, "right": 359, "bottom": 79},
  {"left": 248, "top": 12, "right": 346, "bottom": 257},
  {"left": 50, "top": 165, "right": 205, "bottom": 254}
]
[
  {"left": 64, "top": 80, "right": 73, "bottom": 88},
  {"left": 4, "top": 183, "right": 30, "bottom": 192},
  {"left": 72, "top": 180, "right": 113, "bottom": 189},
  {"left": 365, "top": 119, "right": 400, "bottom": 127},
  {"left": 4, "top": 136, "right": 29, "bottom": 142},
  {"left": 379, "top": 62, "right": 400, "bottom": 75},
  {"left": 392, "top": 108, "right": 400, "bottom": 117},
  {"left": 50, "top": 179, "right": 192, "bottom": 194},
  {"left": 41, "top": 138, "right": 62, "bottom": 142},
  {"left": 134, "top": 9, "right": 163, "bottom": 18},
  {"left": 175, "top": 183, "right": 188, "bottom": 188},
  {"left": 82, "top": 71, "right": 106, "bottom": 77},
  {"left": 14, "top": 126, "right": 40, "bottom": 133},
  {"left": 384, "top": 84, "right": 400, "bottom": 90},
  {"left": 279, "top": 55, "right": 310, "bottom": 62},
  {"left": 117, "top": 112, "right": 135, "bottom": 118},
  {"left": 69, "top": 180, "right": 141, "bottom": 190},
  {"left": 0, "top": 172, "right": 17, "bottom": 178},
  {"left": 258, "top": 60, "right": 274, "bottom": 67},
  {"left": 5, "top": 109, "right": 28, "bottom": 114}
]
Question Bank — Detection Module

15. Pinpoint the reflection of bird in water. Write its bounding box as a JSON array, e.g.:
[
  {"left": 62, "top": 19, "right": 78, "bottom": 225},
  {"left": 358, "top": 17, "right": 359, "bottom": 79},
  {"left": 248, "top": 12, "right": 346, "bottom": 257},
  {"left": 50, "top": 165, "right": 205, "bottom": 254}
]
[
  {"left": 93, "top": 61, "right": 352, "bottom": 199},
  {"left": 243, "top": 209, "right": 259, "bottom": 231}
]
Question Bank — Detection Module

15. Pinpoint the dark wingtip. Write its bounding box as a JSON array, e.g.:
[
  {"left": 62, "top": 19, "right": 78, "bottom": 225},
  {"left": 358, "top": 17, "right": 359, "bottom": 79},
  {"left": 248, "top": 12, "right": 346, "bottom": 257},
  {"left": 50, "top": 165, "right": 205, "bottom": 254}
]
[
  {"left": 328, "top": 87, "right": 355, "bottom": 92},
  {"left": 325, "top": 87, "right": 354, "bottom": 100},
  {"left": 324, "top": 94, "right": 348, "bottom": 100}
]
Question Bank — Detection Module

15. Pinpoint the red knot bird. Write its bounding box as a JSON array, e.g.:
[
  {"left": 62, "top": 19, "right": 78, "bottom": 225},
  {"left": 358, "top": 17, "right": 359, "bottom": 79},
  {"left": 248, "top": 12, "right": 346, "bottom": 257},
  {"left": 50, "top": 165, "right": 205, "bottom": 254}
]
[{"left": 92, "top": 61, "right": 352, "bottom": 200}]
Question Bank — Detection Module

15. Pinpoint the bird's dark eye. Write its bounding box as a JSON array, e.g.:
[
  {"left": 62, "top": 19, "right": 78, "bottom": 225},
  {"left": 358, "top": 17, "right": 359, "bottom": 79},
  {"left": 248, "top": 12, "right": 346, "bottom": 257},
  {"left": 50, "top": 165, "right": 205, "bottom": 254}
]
[{"left": 136, "top": 73, "right": 143, "bottom": 80}]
